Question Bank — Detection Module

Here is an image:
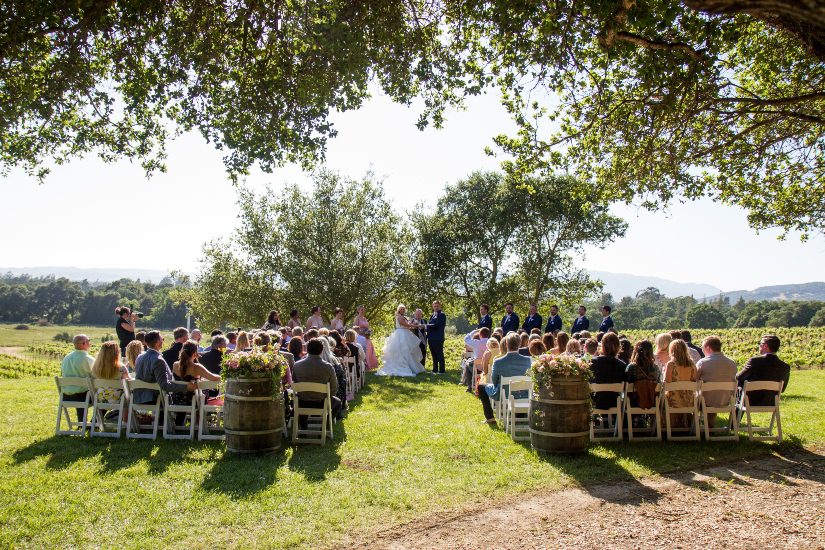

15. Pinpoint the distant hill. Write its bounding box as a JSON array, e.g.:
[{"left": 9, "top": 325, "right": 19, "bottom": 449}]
[
  {"left": 709, "top": 282, "right": 825, "bottom": 303},
  {"left": 0, "top": 266, "right": 177, "bottom": 283},
  {"left": 588, "top": 270, "right": 722, "bottom": 299}
]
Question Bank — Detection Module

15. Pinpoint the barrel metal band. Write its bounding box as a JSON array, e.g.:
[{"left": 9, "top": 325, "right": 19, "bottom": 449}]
[
  {"left": 232, "top": 378, "right": 275, "bottom": 383},
  {"left": 224, "top": 395, "right": 275, "bottom": 402},
  {"left": 227, "top": 446, "right": 281, "bottom": 454},
  {"left": 529, "top": 427, "right": 589, "bottom": 438},
  {"left": 532, "top": 398, "right": 590, "bottom": 405},
  {"left": 224, "top": 427, "right": 284, "bottom": 436}
]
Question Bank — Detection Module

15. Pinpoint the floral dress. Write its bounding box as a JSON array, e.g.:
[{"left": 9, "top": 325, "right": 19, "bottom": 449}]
[{"left": 665, "top": 362, "right": 697, "bottom": 428}]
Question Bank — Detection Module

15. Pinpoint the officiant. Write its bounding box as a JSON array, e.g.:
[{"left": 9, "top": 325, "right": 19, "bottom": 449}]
[{"left": 413, "top": 308, "right": 428, "bottom": 368}]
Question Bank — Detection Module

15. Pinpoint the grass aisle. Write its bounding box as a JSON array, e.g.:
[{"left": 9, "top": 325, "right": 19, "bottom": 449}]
[{"left": 1, "top": 365, "right": 823, "bottom": 548}]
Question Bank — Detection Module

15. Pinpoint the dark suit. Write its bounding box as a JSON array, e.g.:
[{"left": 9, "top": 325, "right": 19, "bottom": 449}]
[
  {"left": 477, "top": 314, "right": 493, "bottom": 331},
  {"left": 501, "top": 313, "right": 520, "bottom": 335},
  {"left": 162, "top": 342, "right": 183, "bottom": 376},
  {"left": 736, "top": 353, "right": 790, "bottom": 406},
  {"left": 426, "top": 310, "right": 447, "bottom": 373},
  {"left": 589, "top": 356, "right": 627, "bottom": 410},
  {"left": 292, "top": 354, "right": 341, "bottom": 426},
  {"left": 598, "top": 316, "right": 614, "bottom": 333},
  {"left": 522, "top": 314, "right": 543, "bottom": 333},
  {"left": 571, "top": 316, "right": 590, "bottom": 334},
  {"left": 544, "top": 314, "right": 562, "bottom": 333},
  {"left": 200, "top": 348, "right": 224, "bottom": 375},
  {"left": 687, "top": 343, "right": 705, "bottom": 359}
]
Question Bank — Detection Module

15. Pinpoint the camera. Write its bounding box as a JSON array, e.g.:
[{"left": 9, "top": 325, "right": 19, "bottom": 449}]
[{"left": 129, "top": 304, "right": 145, "bottom": 318}]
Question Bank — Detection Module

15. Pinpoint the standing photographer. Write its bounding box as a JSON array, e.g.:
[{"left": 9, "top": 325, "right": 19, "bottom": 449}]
[{"left": 115, "top": 306, "right": 139, "bottom": 356}]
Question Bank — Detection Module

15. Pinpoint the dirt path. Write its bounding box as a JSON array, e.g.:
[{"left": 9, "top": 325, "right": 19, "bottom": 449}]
[
  {"left": 352, "top": 449, "right": 825, "bottom": 549},
  {"left": 0, "top": 347, "right": 26, "bottom": 359}
]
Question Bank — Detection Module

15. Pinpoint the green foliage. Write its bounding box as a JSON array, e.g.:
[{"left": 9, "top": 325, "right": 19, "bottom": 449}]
[
  {"left": 686, "top": 303, "right": 729, "bottom": 329},
  {"left": 51, "top": 332, "right": 71, "bottom": 343}
]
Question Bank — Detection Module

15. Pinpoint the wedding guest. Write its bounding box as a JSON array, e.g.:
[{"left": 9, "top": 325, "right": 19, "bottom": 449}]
[
  {"left": 522, "top": 304, "right": 543, "bottom": 333},
  {"left": 318, "top": 327, "right": 330, "bottom": 337},
  {"left": 190, "top": 329, "right": 204, "bottom": 352},
  {"left": 478, "top": 333, "right": 530, "bottom": 424},
  {"left": 171, "top": 341, "right": 221, "bottom": 415},
  {"left": 736, "top": 334, "right": 791, "bottom": 406},
  {"left": 200, "top": 335, "right": 228, "bottom": 375},
  {"left": 654, "top": 333, "right": 672, "bottom": 373},
  {"left": 262, "top": 310, "right": 282, "bottom": 331},
  {"left": 598, "top": 305, "right": 614, "bottom": 332},
  {"left": 582, "top": 338, "right": 598, "bottom": 360},
  {"left": 226, "top": 331, "right": 237, "bottom": 351},
  {"left": 330, "top": 331, "right": 351, "bottom": 360},
  {"left": 162, "top": 327, "right": 189, "bottom": 373},
  {"left": 571, "top": 305, "right": 590, "bottom": 334},
  {"left": 528, "top": 339, "right": 546, "bottom": 357},
  {"left": 330, "top": 308, "right": 346, "bottom": 332},
  {"left": 463, "top": 328, "right": 490, "bottom": 392},
  {"left": 135, "top": 331, "right": 147, "bottom": 347},
  {"left": 696, "top": 335, "right": 737, "bottom": 426},
  {"left": 235, "top": 331, "right": 251, "bottom": 352},
  {"left": 287, "top": 309, "right": 303, "bottom": 330},
  {"left": 681, "top": 330, "right": 704, "bottom": 359},
  {"left": 564, "top": 339, "right": 581, "bottom": 356},
  {"left": 478, "top": 337, "right": 502, "bottom": 389},
  {"left": 114, "top": 306, "right": 137, "bottom": 356},
  {"left": 304, "top": 328, "right": 318, "bottom": 340},
  {"left": 542, "top": 332, "right": 555, "bottom": 353},
  {"left": 669, "top": 330, "right": 700, "bottom": 363},
  {"left": 306, "top": 306, "right": 325, "bottom": 329},
  {"left": 354, "top": 305, "right": 378, "bottom": 370},
  {"left": 320, "top": 336, "right": 347, "bottom": 411},
  {"left": 625, "top": 340, "right": 660, "bottom": 409},
  {"left": 133, "top": 331, "right": 195, "bottom": 409},
  {"left": 90, "top": 341, "right": 129, "bottom": 411},
  {"left": 551, "top": 332, "right": 570, "bottom": 356},
  {"left": 292, "top": 326, "right": 305, "bottom": 339},
  {"left": 124, "top": 339, "right": 144, "bottom": 374},
  {"left": 59, "top": 334, "right": 94, "bottom": 421},
  {"left": 288, "top": 336, "right": 305, "bottom": 360},
  {"left": 500, "top": 303, "right": 520, "bottom": 335},
  {"left": 292, "top": 338, "right": 341, "bottom": 427},
  {"left": 477, "top": 304, "right": 493, "bottom": 330},
  {"left": 618, "top": 338, "right": 633, "bottom": 364},
  {"left": 589, "top": 333, "right": 627, "bottom": 411},
  {"left": 544, "top": 304, "right": 562, "bottom": 333},
  {"left": 518, "top": 332, "right": 530, "bottom": 357},
  {"left": 664, "top": 339, "right": 698, "bottom": 428},
  {"left": 343, "top": 329, "right": 362, "bottom": 377},
  {"left": 254, "top": 332, "right": 272, "bottom": 350}
]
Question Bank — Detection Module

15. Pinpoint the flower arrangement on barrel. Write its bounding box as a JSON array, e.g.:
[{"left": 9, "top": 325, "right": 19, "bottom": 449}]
[
  {"left": 530, "top": 353, "right": 591, "bottom": 391},
  {"left": 221, "top": 349, "right": 287, "bottom": 396}
]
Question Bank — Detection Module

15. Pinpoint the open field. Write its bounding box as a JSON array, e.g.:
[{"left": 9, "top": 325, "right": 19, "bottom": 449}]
[{"left": 0, "top": 325, "right": 823, "bottom": 548}]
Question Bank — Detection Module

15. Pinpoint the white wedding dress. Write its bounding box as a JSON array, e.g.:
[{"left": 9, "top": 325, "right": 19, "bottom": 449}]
[{"left": 377, "top": 316, "right": 425, "bottom": 377}]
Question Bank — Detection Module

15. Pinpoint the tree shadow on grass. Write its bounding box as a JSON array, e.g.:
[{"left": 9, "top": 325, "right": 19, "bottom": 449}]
[
  {"left": 200, "top": 447, "right": 287, "bottom": 499},
  {"left": 357, "top": 374, "right": 438, "bottom": 410},
  {"left": 285, "top": 420, "right": 346, "bottom": 482}
]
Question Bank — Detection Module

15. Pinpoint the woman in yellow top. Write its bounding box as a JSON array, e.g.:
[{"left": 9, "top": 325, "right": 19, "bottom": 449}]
[
  {"left": 477, "top": 337, "right": 503, "bottom": 391},
  {"left": 663, "top": 339, "right": 698, "bottom": 429},
  {"left": 91, "top": 341, "right": 130, "bottom": 403}
]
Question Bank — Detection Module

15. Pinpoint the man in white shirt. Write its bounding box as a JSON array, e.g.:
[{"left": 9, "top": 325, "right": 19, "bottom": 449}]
[{"left": 463, "top": 327, "right": 490, "bottom": 392}]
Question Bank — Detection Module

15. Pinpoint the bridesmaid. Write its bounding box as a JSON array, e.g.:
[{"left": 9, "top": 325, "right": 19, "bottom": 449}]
[
  {"left": 354, "top": 305, "right": 378, "bottom": 371},
  {"left": 330, "top": 307, "right": 346, "bottom": 332}
]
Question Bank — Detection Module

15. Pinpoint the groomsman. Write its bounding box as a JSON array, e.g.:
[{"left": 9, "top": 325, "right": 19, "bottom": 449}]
[
  {"left": 571, "top": 305, "right": 590, "bottom": 334},
  {"left": 426, "top": 301, "right": 447, "bottom": 374},
  {"left": 544, "top": 304, "right": 562, "bottom": 333},
  {"left": 598, "top": 305, "right": 615, "bottom": 332},
  {"left": 477, "top": 304, "right": 493, "bottom": 330},
  {"left": 500, "top": 303, "right": 520, "bottom": 335},
  {"left": 522, "top": 304, "right": 543, "bottom": 333}
]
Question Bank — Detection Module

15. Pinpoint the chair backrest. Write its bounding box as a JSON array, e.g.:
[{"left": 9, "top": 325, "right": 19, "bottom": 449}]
[
  {"left": 590, "top": 382, "right": 625, "bottom": 393},
  {"left": 90, "top": 378, "right": 123, "bottom": 391},
  {"left": 292, "top": 382, "right": 330, "bottom": 397},
  {"left": 743, "top": 380, "right": 783, "bottom": 393},
  {"left": 128, "top": 379, "right": 161, "bottom": 390},
  {"left": 508, "top": 379, "right": 532, "bottom": 397},
  {"left": 664, "top": 380, "right": 699, "bottom": 392},
  {"left": 55, "top": 376, "right": 92, "bottom": 392},
  {"left": 197, "top": 380, "right": 220, "bottom": 391},
  {"left": 344, "top": 356, "right": 356, "bottom": 366},
  {"left": 626, "top": 382, "right": 661, "bottom": 394}
]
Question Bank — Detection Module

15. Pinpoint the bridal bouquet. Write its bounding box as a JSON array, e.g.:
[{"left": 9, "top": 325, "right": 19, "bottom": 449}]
[{"left": 531, "top": 353, "right": 591, "bottom": 389}]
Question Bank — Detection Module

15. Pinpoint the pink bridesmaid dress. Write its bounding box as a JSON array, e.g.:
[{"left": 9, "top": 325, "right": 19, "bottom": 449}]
[{"left": 355, "top": 315, "right": 378, "bottom": 371}]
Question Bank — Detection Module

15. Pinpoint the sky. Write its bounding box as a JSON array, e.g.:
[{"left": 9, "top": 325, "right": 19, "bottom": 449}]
[{"left": 1, "top": 91, "right": 823, "bottom": 292}]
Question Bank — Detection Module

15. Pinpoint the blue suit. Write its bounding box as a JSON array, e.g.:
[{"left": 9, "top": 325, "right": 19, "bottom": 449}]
[
  {"left": 500, "top": 312, "right": 520, "bottom": 335},
  {"left": 485, "top": 352, "right": 532, "bottom": 400},
  {"left": 426, "top": 310, "right": 447, "bottom": 373},
  {"left": 522, "top": 313, "right": 543, "bottom": 333},
  {"left": 477, "top": 314, "right": 493, "bottom": 330},
  {"left": 571, "top": 316, "right": 590, "bottom": 334},
  {"left": 544, "top": 314, "right": 562, "bottom": 333},
  {"left": 598, "top": 315, "right": 614, "bottom": 332}
]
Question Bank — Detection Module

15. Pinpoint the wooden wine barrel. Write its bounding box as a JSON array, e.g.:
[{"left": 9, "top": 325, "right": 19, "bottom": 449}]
[
  {"left": 223, "top": 374, "right": 284, "bottom": 454},
  {"left": 529, "top": 375, "right": 591, "bottom": 454}
]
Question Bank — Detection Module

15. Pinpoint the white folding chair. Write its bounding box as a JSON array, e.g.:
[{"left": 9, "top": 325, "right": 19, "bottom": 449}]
[
  {"left": 162, "top": 387, "right": 197, "bottom": 440},
  {"left": 495, "top": 376, "right": 513, "bottom": 423},
  {"left": 507, "top": 378, "right": 532, "bottom": 441},
  {"left": 292, "top": 382, "right": 333, "bottom": 445},
  {"left": 344, "top": 356, "right": 358, "bottom": 398},
  {"left": 354, "top": 343, "right": 367, "bottom": 389},
  {"left": 699, "top": 381, "right": 739, "bottom": 441},
  {"left": 125, "top": 379, "right": 162, "bottom": 440},
  {"left": 590, "top": 382, "right": 625, "bottom": 442},
  {"left": 663, "top": 380, "right": 701, "bottom": 441},
  {"left": 197, "top": 380, "right": 225, "bottom": 441},
  {"left": 55, "top": 376, "right": 92, "bottom": 436},
  {"left": 625, "top": 382, "right": 662, "bottom": 441},
  {"left": 738, "top": 380, "right": 783, "bottom": 442},
  {"left": 89, "top": 378, "right": 127, "bottom": 438}
]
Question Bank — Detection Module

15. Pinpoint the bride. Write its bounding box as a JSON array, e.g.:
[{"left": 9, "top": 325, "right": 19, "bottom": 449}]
[{"left": 377, "top": 304, "right": 425, "bottom": 377}]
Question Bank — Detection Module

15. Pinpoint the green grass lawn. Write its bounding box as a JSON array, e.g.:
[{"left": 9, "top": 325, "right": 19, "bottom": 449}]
[
  {"left": 0, "top": 324, "right": 117, "bottom": 347},
  {"left": 1, "top": 355, "right": 823, "bottom": 548}
]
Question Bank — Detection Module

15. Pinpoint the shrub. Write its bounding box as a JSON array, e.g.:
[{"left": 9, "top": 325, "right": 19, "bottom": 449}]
[
  {"left": 14, "top": 324, "right": 29, "bottom": 330},
  {"left": 53, "top": 332, "right": 72, "bottom": 343},
  {"left": 36, "top": 318, "right": 51, "bottom": 327}
]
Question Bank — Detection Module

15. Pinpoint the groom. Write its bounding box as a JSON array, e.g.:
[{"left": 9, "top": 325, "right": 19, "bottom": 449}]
[{"left": 425, "top": 301, "right": 447, "bottom": 374}]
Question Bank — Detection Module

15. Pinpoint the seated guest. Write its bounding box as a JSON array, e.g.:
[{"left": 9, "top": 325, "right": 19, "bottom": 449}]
[
  {"left": 478, "top": 337, "right": 502, "bottom": 388},
  {"left": 528, "top": 339, "right": 546, "bottom": 357},
  {"left": 320, "top": 336, "right": 347, "bottom": 412},
  {"left": 618, "top": 338, "right": 633, "bottom": 364},
  {"left": 200, "top": 335, "right": 228, "bottom": 375},
  {"left": 210, "top": 329, "right": 223, "bottom": 338},
  {"left": 254, "top": 332, "right": 271, "bottom": 351},
  {"left": 287, "top": 309, "right": 302, "bottom": 330},
  {"left": 124, "top": 339, "right": 145, "bottom": 374},
  {"left": 736, "top": 334, "right": 791, "bottom": 406},
  {"left": 625, "top": 340, "right": 660, "bottom": 408},
  {"left": 91, "top": 341, "right": 130, "bottom": 414},
  {"left": 172, "top": 340, "right": 221, "bottom": 387},
  {"left": 133, "top": 331, "right": 195, "bottom": 407},
  {"left": 59, "top": 334, "right": 95, "bottom": 422},
  {"left": 654, "top": 333, "right": 672, "bottom": 373},
  {"left": 273, "top": 332, "right": 295, "bottom": 370},
  {"left": 564, "top": 339, "right": 581, "bottom": 356},
  {"left": 162, "top": 327, "right": 190, "bottom": 373},
  {"left": 696, "top": 335, "right": 737, "bottom": 426},
  {"left": 518, "top": 332, "right": 530, "bottom": 357},
  {"left": 681, "top": 330, "right": 704, "bottom": 359},
  {"left": 226, "top": 332, "right": 238, "bottom": 351},
  {"left": 521, "top": 304, "right": 543, "bottom": 333},
  {"left": 330, "top": 331, "right": 351, "bottom": 360},
  {"left": 551, "top": 332, "right": 570, "bottom": 356},
  {"left": 464, "top": 328, "right": 490, "bottom": 392},
  {"left": 589, "top": 333, "right": 627, "bottom": 411},
  {"left": 319, "top": 327, "right": 330, "bottom": 337},
  {"left": 343, "top": 329, "right": 362, "bottom": 377},
  {"left": 330, "top": 308, "right": 346, "bottom": 332},
  {"left": 135, "top": 331, "right": 147, "bottom": 347},
  {"left": 477, "top": 333, "right": 531, "bottom": 424},
  {"left": 292, "top": 338, "right": 341, "bottom": 427},
  {"left": 235, "top": 331, "right": 251, "bottom": 352},
  {"left": 190, "top": 329, "right": 204, "bottom": 352},
  {"left": 542, "top": 332, "right": 555, "bottom": 354},
  {"left": 288, "top": 336, "right": 305, "bottom": 360},
  {"left": 664, "top": 339, "right": 698, "bottom": 428},
  {"left": 304, "top": 328, "right": 318, "bottom": 340}
]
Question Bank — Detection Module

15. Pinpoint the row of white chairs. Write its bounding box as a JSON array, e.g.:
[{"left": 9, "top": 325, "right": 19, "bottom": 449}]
[
  {"left": 55, "top": 376, "right": 224, "bottom": 440},
  {"left": 494, "top": 377, "right": 783, "bottom": 443}
]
